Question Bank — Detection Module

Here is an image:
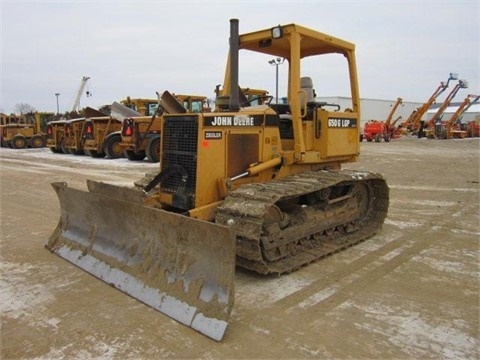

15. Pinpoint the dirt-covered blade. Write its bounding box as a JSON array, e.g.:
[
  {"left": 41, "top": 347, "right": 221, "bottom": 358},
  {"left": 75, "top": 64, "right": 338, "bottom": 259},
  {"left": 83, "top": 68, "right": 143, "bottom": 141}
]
[
  {"left": 45, "top": 182, "right": 235, "bottom": 341},
  {"left": 86, "top": 179, "right": 145, "bottom": 203}
]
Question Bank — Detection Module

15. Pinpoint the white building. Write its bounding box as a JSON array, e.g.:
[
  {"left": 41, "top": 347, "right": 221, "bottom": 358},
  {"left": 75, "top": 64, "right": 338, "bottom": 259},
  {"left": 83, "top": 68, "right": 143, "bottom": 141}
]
[{"left": 425, "top": 102, "right": 480, "bottom": 123}]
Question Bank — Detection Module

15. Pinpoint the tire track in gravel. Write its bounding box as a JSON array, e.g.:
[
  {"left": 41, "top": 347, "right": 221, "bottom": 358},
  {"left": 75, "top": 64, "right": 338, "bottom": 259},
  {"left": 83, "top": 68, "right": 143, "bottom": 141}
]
[
  {"left": 233, "top": 225, "right": 423, "bottom": 320},
  {"left": 223, "top": 223, "right": 446, "bottom": 358},
  {"left": 233, "top": 196, "right": 470, "bottom": 329}
]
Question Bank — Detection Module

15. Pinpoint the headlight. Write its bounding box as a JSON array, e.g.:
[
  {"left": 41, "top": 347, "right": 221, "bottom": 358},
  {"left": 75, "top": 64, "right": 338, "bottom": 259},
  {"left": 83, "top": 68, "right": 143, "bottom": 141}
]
[{"left": 271, "top": 25, "right": 283, "bottom": 39}]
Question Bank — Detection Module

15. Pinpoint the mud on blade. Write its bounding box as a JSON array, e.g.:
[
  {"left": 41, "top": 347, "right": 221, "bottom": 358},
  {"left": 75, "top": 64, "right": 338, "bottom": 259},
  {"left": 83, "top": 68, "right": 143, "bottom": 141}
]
[{"left": 46, "top": 182, "right": 235, "bottom": 341}]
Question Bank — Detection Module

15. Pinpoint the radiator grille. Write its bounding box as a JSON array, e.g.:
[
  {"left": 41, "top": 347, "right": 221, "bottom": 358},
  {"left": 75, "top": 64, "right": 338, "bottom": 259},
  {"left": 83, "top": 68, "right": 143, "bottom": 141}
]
[{"left": 161, "top": 115, "right": 198, "bottom": 204}]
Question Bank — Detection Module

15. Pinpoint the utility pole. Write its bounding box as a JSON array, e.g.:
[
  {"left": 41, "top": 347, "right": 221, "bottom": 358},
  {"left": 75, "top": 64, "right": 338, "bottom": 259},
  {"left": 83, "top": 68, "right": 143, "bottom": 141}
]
[
  {"left": 55, "top": 93, "right": 60, "bottom": 115},
  {"left": 268, "top": 58, "right": 285, "bottom": 103}
]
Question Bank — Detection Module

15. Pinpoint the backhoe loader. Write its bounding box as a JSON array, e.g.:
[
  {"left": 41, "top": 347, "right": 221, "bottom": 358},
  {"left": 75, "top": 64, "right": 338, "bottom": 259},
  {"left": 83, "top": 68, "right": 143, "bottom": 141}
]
[{"left": 46, "top": 19, "right": 389, "bottom": 341}]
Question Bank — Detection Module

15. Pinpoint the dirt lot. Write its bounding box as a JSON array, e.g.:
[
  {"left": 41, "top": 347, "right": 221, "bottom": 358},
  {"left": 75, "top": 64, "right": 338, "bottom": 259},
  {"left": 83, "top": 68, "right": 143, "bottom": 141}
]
[{"left": 1, "top": 137, "right": 479, "bottom": 359}]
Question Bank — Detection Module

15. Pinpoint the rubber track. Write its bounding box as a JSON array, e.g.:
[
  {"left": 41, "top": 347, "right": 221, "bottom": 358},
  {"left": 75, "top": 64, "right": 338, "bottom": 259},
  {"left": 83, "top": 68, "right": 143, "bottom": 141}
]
[{"left": 215, "top": 169, "right": 389, "bottom": 275}]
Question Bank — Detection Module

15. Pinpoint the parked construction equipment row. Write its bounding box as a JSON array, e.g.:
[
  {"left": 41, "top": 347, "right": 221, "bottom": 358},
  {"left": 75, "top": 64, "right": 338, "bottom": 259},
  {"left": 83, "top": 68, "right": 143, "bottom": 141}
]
[{"left": 361, "top": 73, "right": 479, "bottom": 142}]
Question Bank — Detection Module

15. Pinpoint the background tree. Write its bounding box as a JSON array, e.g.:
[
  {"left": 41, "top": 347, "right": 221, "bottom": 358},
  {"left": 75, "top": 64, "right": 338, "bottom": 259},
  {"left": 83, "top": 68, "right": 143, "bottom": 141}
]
[{"left": 14, "top": 103, "right": 36, "bottom": 115}]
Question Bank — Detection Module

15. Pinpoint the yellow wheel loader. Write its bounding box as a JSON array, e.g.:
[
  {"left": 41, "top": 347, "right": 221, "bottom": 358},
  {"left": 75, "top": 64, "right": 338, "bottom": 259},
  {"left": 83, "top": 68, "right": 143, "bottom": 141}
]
[
  {"left": 82, "top": 116, "right": 124, "bottom": 159},
  {"left": 46, "top": 19, "right": 389, "bottom": 341},
  {"left": 119, "top": 94, "right": 209, "bottom": 162},
  {"left": 63, "top": 108, "right": 108, "bottom": 155},
  {"left": 0, "top": 112, "right": 53, "bottom": 149},
  {"left": 46, "top": 120, "right": 68, "bottom": 153}
]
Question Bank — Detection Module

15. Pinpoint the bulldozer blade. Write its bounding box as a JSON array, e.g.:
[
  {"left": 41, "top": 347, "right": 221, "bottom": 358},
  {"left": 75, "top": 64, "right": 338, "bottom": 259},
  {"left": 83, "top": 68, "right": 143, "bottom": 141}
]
[
  {"left": 46, "top": 182, "right": 236, "bottom": 341},
  {"left": 86, "top": 179, "right": 144, "bottom": 203}
]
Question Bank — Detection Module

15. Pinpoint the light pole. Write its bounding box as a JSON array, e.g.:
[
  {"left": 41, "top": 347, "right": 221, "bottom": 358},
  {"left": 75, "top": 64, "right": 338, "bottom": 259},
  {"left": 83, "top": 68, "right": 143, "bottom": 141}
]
[
  {"left": 268, "top": 57, "right": 285, "bottom": 104},
  {"left": 55, "top": 93, "right": 60, "bottom": 115}
]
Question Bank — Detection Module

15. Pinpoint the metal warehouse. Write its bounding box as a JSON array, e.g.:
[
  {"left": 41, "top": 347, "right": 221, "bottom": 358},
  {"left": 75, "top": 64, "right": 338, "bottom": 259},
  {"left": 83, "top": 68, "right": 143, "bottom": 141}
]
[{"left": 425, "top": 102, "right": 480, "bottom": 123}]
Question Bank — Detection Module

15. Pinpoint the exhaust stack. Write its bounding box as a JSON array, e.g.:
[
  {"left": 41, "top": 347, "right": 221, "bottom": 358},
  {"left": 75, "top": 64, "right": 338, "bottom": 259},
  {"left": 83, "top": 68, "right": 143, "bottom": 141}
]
[{"left": 228, "top": 18, "right": 240, "bottom": 112}]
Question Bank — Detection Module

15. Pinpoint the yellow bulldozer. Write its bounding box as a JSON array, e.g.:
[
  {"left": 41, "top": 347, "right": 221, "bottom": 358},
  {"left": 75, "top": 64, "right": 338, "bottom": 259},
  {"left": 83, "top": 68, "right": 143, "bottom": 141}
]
[{"left": 46, "top": 19, "right": 389, "bottom": 341}]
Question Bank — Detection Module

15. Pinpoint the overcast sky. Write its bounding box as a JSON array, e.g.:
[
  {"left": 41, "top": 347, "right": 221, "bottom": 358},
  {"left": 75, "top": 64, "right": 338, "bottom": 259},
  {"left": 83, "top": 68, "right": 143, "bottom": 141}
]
[{"left": 1, "top": 0, "right": 478, "bottom": 114}]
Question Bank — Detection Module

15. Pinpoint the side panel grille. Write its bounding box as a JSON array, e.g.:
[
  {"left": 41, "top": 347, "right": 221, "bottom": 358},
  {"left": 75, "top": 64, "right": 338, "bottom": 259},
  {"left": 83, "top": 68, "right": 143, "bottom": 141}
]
[{"left": 161, "top": 116, "right": 198, "bottom": 207}]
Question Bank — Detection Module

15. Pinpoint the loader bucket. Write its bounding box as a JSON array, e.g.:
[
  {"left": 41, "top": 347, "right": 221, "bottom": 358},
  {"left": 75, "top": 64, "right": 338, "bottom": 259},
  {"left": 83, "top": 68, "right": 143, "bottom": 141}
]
[{"left": 46, "top": 182, "right": 236, "bottom": 341}]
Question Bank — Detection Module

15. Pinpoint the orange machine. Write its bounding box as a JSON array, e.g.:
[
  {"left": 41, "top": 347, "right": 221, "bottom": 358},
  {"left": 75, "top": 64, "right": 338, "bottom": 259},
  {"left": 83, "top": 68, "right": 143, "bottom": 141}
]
[
  {"left": 423, "top": 79, "right": 468, "bottom": 138},
  {"left": 442, "top": 94, "right": 479, "bottom": 139},
  {"left": 362, "top": 97, "right": 403, "bottom": 142},
  {"left": 468, "top": 117, "right": 480, "bottom": 137},
  {"left": 401, "top": 73, "right": 458, "bottom": 135}
]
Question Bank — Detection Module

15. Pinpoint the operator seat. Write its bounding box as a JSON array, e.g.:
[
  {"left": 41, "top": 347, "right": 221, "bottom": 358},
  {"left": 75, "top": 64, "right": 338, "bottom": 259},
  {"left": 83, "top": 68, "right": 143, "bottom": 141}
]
[
  {"left": 300, "top": 76, "right": 315, "bottom": 106},
  {"left": 279, "top": 77, "right": 316, "bottom": 141}
]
